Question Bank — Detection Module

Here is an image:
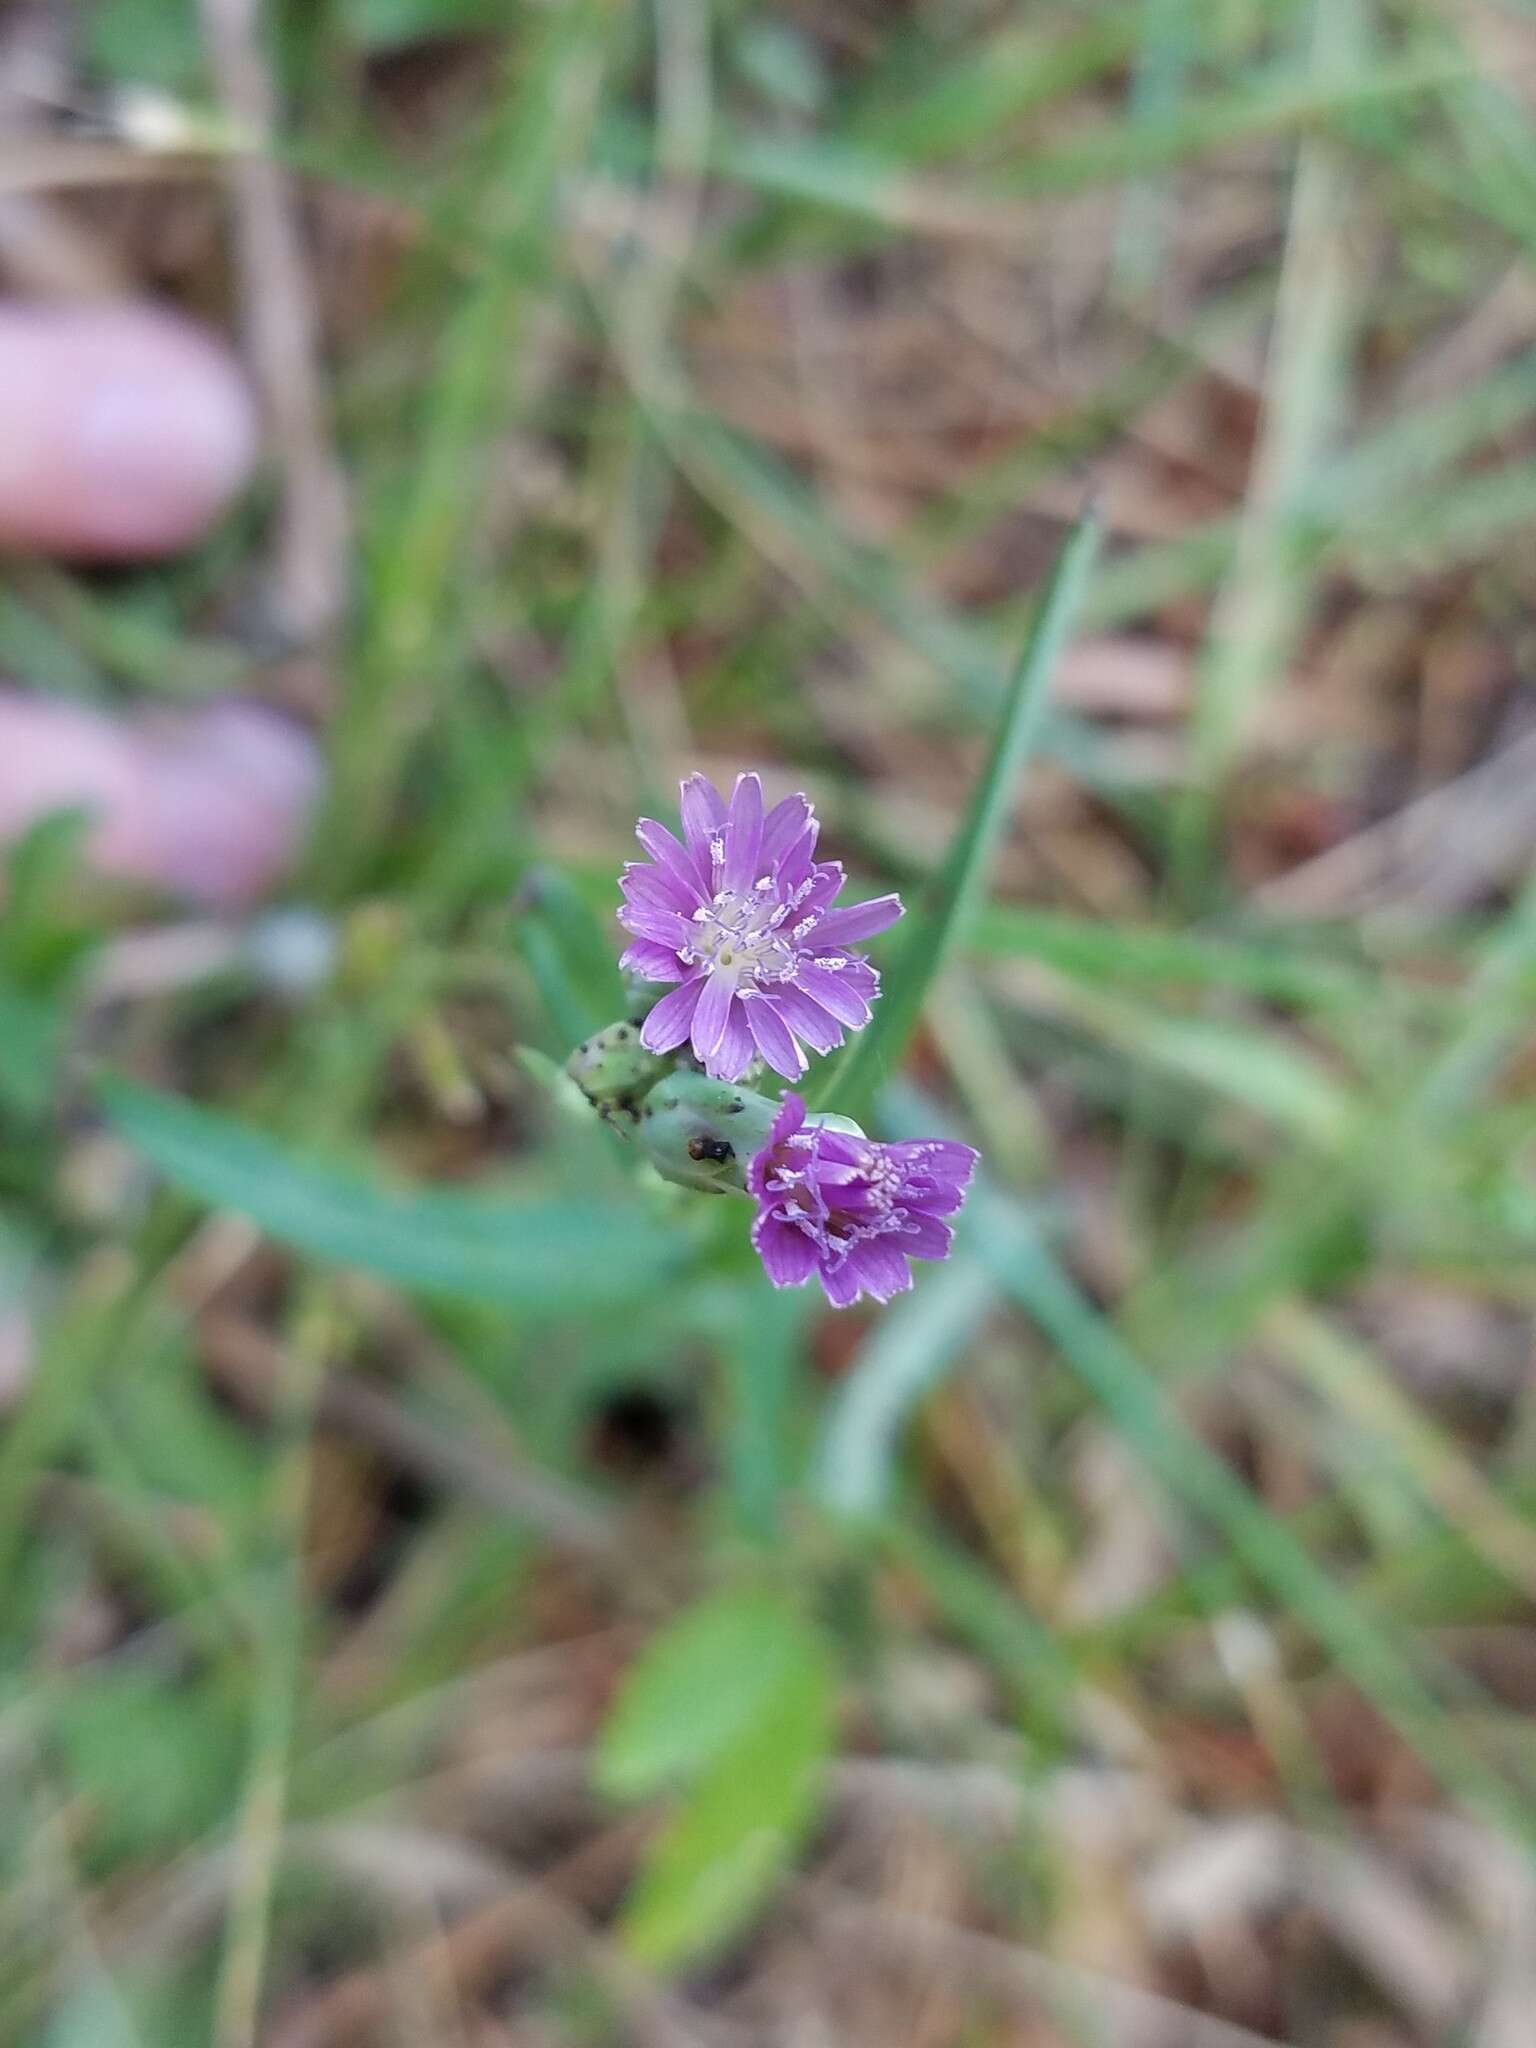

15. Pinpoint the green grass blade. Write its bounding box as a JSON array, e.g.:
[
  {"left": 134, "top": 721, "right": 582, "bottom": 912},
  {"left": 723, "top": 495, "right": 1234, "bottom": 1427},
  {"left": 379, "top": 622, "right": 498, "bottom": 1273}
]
[
  {"left": 99, "top": 1079, "right": 680, "bottom": 1313},
  {"left": 1175, "top": 0, "right": 1363, "bottom": 890},
  {"left": 318, "top": 0, "right": 613, "bottom": 881},
  {"left": 814, "top": 508, "right": 1101, "bottom": 1123},
  {"left": 970, "top": 905, "right": 1381, "bottom": 1008}
]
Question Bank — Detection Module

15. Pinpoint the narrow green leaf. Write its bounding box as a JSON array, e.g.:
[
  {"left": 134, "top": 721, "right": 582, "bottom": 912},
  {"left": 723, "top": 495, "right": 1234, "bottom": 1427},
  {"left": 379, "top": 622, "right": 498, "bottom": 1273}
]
[
  {"left": 614, "top": 1602, "right": 834, "bottom": 1970},
  {"left": 514, "top": 867, "right": 625, "bottom": 1048},
  {"left": 1036, "top": 988, "right": 1357, "bottom": 1150},
  {"left": 817, "top": 509, "right": 1101, "bottom": 1123},
  {"left": 0, "top": 973, "right": 65, "bottom": 1119},
  {"left": 99, "top": 1079, "right": 678, "bottom": 1313},
  {"left": 970, "top": 905, "right": 1378, "bottom": 1008},
  {"left": 716, "top": 1282, "right": 813, "bottom": 1542},
  {"left": 596, "top": 1587, "right": 824, "bottom": 1799}
]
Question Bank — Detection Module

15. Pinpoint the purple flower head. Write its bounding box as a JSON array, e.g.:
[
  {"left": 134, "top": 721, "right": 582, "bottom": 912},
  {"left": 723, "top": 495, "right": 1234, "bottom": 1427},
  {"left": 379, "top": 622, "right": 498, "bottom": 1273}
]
[
  {"left": 618, "top": 771, "right": 903, "bottom": 1084},
  {"left": 747, "top": 1092, "right": 978, "bottom": 1309}
]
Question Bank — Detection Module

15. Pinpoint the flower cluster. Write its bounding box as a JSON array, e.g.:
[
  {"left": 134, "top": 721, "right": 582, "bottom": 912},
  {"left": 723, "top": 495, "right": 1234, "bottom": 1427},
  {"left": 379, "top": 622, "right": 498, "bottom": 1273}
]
[{"left": 571, "top": 771, "right": 978, "bottom": 1309}]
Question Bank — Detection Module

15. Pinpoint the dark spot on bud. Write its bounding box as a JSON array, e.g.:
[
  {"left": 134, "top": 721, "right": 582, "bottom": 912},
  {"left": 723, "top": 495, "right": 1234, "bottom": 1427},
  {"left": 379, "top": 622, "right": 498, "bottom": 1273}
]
[
  {"left": 629, "top": 1016, "right": 645, "bottom": 1028},
  {"left": 726, "top": 1098, "right": 743, "bottom": 1113},
  {"left": 578, "top": 1040, "right": 590, "bottom": 1054},
  {"left": 615, "top": 1026, "right": 630, "bottom": 1039},
  {"left": 687, "top": 1135, "right": 735, "bottom": 1165}
]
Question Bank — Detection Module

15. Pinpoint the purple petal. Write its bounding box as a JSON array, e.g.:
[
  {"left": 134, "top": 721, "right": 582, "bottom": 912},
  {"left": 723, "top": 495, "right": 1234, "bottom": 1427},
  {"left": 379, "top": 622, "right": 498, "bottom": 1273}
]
[
  {"left": 679, "top": 773, "right": 726, "bottom": 860},
  {"left": 832, "top": 956, "right": 880, "bottom": 1002},
  {"left": 621, "top": 862, "right": 696, "bottom": 916},
  {"left": 745, "top": 998, "right": 807, "bottom": 1080},
  {"left": 747, "top": 1092, "right": 809, "bottom": 1196},
  {"left": 760, "top": 792, "right": 814, "bottom": 869},
  {"left": 722, "top": 773, "right": 764, "bottom": 894},
  {"left": 819, "top": 1256, "right": 865, "bottom": 1310},
  {"left": 805, "top": 1129, "right": 869, "bottom": 1171},
  {"left": 690, "top": 971, "right": 737, "bottom": 1065},
  {"left": 771, "top": 1091, "right": 808, "bottom": 1145},
  {"left": 619, "top": 938, "right": 684, "bottom": 981},
  {"left": 617, "top": 901, "right": 694, "bottom": 950},
  {"left": 845, "top": 1239, "right": 913, "bottom": 1303},
  {"left": 902, "top": 1213, "right": 954, "bottom": 1261},
  {"left": 888, "top": 1139, "right": 979, "bottom": 1173},
  {"left": 635, "top": 818, "right": 708, "bottom": 901},
  {"left": 753, "top": 1216, "right": 819, "bottom": 1287},
  {"left": 769, "top": 984, "right": 845, "bottom": 1056},
  {"left": 774, "top": 824, "right": 821, "bottom": 890},
  {"left": 713, "top": 1001, "right": 755, "bottom": 1081},
  {"left": 791, "top": 961, "right": 872, "bottom": 1030},
  {"left": 641, "top": 976, "right": 704, "bottom": 1053},
  {"left": 812, "top": 894, "right": 904, "bottom": 948},
  {"left": 797, "top": 861, "right": 845, "bottom": 917},
  {"left": 890, "top": 1141, "right": 980, "bottom": 1202}
]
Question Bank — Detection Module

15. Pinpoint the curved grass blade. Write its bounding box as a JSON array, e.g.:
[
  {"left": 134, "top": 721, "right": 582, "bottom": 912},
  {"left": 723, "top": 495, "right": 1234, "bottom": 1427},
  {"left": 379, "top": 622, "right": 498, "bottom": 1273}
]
[
  {"left": 100, "top": 1078, "right": 680, "bottom": 1313},
  {"left": 815, "top": 507, "right": 1101, "bottom": 1124}
]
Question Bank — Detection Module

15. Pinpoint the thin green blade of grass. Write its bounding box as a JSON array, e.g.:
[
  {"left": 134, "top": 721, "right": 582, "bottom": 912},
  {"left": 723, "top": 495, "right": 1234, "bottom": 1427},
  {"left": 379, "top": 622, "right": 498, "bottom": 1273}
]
[
  {"left": 1174, "top": 0, "right": 1363, "bottom": 891},
  {"left": 845, "top": 13, "right": 1145, "bottom": 165},
  {"left": 211, "top": 1285, "right": 332, "bottom": 2048},
  {"left": 696, "top": 49, "right": 1466, "bottom": 239},
  {"left": 970, "top": 905, "right": 1385, "bottom": 1009},
  {"left": 713, "top": 1280, "right": 814, "bottom": 1544},
  {"left": 1111, "top": 0, "right": 1198, "bottom": 299},
  {"left": 1268, "top": 1298, "right": 1536, "bottom": 1605},
  {"left": 1003, "top": 966, "right": 1360, "bottom": 1150},
  {"left": 0, "top": 1256, "right": 146, "bottom": 1595},
  {"left": 318, "top": 0, "right": 613, "bottom": 883},
  {"left": 813, "top": 509, "right": 1101, "bottom": 1126}
]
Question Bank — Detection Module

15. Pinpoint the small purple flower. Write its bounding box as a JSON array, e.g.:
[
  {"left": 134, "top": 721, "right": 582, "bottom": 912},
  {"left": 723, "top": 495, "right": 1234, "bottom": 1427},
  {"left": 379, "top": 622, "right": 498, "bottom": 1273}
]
[
  {"left": 618, "top": 771, "right": 903, "bottom": 1083},
  {"left": 747, "top": 1093, "right": 978, "bottom": 1309}
]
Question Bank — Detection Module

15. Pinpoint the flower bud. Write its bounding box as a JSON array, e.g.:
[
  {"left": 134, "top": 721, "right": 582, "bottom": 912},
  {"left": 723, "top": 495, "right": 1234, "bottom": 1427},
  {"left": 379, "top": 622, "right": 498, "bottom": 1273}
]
[
  {"left": 565, "top": 1017, "right": 673, "bottom": 1123},
  {"left": 633, "top": 1069, "right": 779, "bottom": 1194}
]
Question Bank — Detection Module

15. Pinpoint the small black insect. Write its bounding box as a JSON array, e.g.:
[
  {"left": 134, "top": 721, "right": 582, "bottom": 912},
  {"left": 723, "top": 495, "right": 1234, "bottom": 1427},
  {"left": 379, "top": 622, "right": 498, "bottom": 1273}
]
[{"left": 687, "top": 1134, "right": 735, "bottom": 1165}]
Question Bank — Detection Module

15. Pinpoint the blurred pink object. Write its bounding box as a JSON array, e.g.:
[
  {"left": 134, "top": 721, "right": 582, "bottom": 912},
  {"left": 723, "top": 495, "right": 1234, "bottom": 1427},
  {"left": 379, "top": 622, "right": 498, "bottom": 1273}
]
[
  {"left": 0, "top": 691, "right": 320, "bottom": 908},
  {"left": 0, "top": 302, "right": 258, "bottom": 558}
]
